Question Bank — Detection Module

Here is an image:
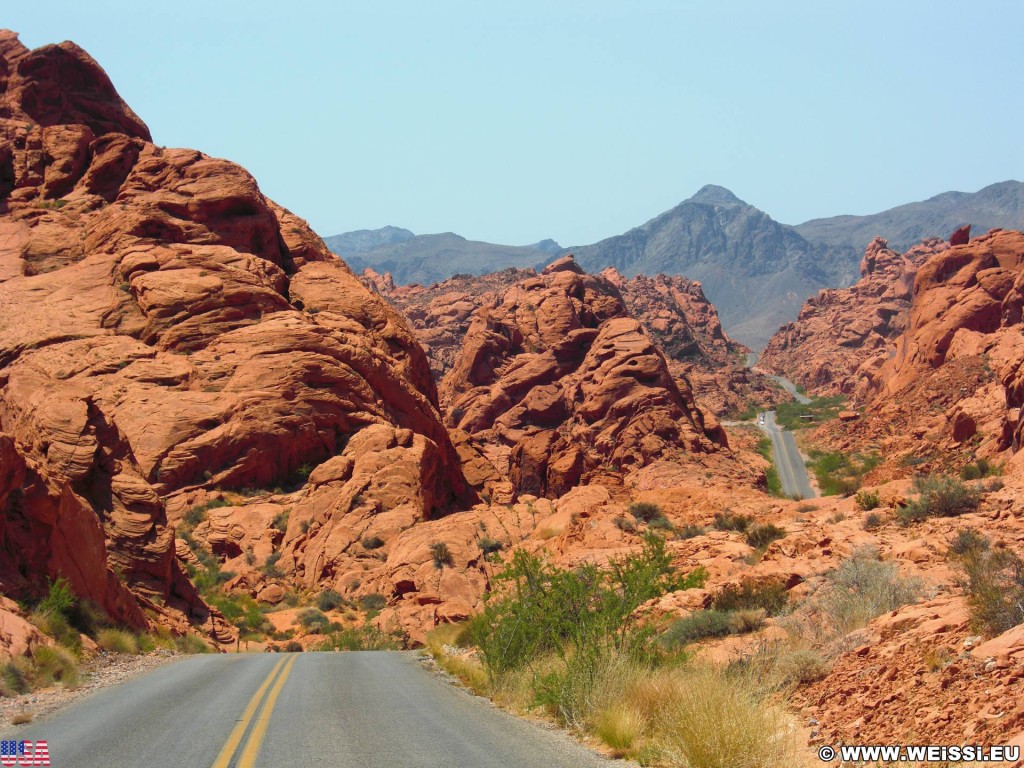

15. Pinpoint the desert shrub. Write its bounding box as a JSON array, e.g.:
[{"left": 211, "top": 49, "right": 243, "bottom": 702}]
[
  {"left": 898, "top": 476, "right": 982, "bottom": 525},
  {"left": 795, "top": 503, "right": 818, "bottom": 513},
  {"left": 745, "top": 523, "right": 786, "bottom": 550},
  {"left": 262, "top": 551, "right": 283, "bottom": 577},
  {"left": 593, "top": 701, "right": 645, "bottom": 756},
  {"left": 1, "top": 658, "right": 33, "bottom": 696},
  {"left": 37, "top": 577, "right": 75, "bottom": 617},
  {"left": 182, "top": 498, "right": 231, "bottom": 525},
  {"left": 358, "top": 594, "right": 387, "bottom": 612},
  {"left": 207, "top": 593, "right": 272, "bottom": 635},
  {"left": 628, "top": 502, "right": 663, "bottom": 523},
  {"left": 361, "top": 535, "right": 385, "bottom": 550},
  {"left": 647, "top": 516, "right": 674, "bottom": 532},
  {"left": 862, "top": 512, "right": 884, "bottom": 531},
  {"left": 855, "top": 490, "right": 881, "bottom": 511},
  {"left": 613, "top": 516, "right": 637, "bottom": 533},
  {"left": 97, "top": 628, "right": 138, "bottom": 654},
  {"left": 318, "top": 625, "right": 402, "bottom": 651},
  {"left": 961, "top": 458, "right": 1000, "bottom": 481},
  {"left": 30, "top": 609, "right": 81, "bottom": 652},
  {"left": 961, "top": 547, "right": 1024, "bottom": 636},
  {"left": 32, "top": 645, "right": 80, "bottom": 687},
  {"left": 948, "top": 528, "right": 990, "bottom": 558},
  {"left": 430, "top": 542, "right": 454, "bottom": 568},
  {"left": 663, "top": 610, "right": 734, "bottom": 647},
  {"left": 712, "top": 577, "right": 789, "bottom": 616},
  {"left": 317, "top": 590, "right": 345, "bottom": 612},
  {"left": 298, "top": 608, "right": 331, "bottom": 634},
  {"left": 663, "top": 608, "right": 765, "bottom": 649},
  {"left": 713, "top": 512, "right": 752, "bottom": 533},
  {"left": 175, "top": 634, "right": 213, "bottom": 654},
  {"left": 467, "top": 534, "right": 706, "bottom": 680},
  {"left": 817, "top": 547, "right": 923, "bottom": 635},
  {"left": 271, "top": 511, "right": 289, "bottom": 533},
  {"left": 477, "top": 537, "right": 504, "bottom": 554},
  {"left": 676, "top": 524, "right": 705, "bottom": 540},
  {"left": 284, "top": 640, "right": 304, "bottom": 653},
  {"left": 771, "top": 648, "right": 831, "bottom": 685}
]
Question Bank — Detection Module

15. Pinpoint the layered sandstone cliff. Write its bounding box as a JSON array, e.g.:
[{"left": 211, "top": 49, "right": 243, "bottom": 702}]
[{"left": 0, "top": 31, "right": 469, "bottom": 643}]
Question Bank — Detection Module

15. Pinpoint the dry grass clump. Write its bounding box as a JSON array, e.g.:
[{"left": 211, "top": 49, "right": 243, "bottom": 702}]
[{"left": 97, "top": 628, "right": 139, "bottom": 654}]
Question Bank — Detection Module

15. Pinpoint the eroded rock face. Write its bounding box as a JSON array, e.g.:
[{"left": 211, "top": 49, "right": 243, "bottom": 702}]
[
  {"left": 0, "top": 31, "right": 468, "bottom": 642},
  {"left": 761, "top": 237, "right": 947, "bottom": 397},
  {"left": 439, "top": 256, "right": 721, "bottom": 499}
]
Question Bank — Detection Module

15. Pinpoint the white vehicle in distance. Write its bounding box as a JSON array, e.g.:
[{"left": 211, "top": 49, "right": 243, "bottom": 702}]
[{"left": 758, "top": 413, "right": 766, "bottom": 425}]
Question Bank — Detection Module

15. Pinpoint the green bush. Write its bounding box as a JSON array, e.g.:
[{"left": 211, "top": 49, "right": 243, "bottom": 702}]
[
  {"left": 429, "top": 542, "right": 454, "bottom": 569},
  {"left": 317, "top": 625, "right": 403, "bottom": 651},
  {"left": 862, "top": 512, "right": 884, "bottom": 531},
  {"left": 961, "top": 458, "right": 1000, "bottom": 481},
  {"left": 711, "top": 577, "right": 788, "bottom": 616},
  {"left": 361, "top": 535, "right": 385, "bottom": 550},
  {"left": 467, "top": 534, "right": 706, "bottom": 679},
  {"left": 627, "top": 502, "right": 663, "bottom": 523},
  {"left": 477, "top": 537, "right": 504, "bottom": 555},
  {"left": 948, "top": 528, "right": 990, "bottom": 558},
  {"left": 745, "top": 523, "right": 786, "bottom": 550},
  {"left": 358, "top": 594, "right": 387, "bottom": 612},
  {"left": 284, "top": 640, "right": 304, "bottom": 653},
  {"left": 855, "top": 490, "right": 881, "bottom": 511},
  {"left": 612, "top": 516, "right": 637, "bottom": 533},
  {"left": 677, "top": 524, "right": 705, "bottom": 540},
  {"left": 775, "top": 395, "right": 846, "bottom": 431},
  {"left": 897, "top": 476, "right": 982, "bottom": 525},
  {"left": 961, "top": 547, "right": 1024, "bottom": 636},
  {"left": 713, "top": 512, "right": 752, "bottom": 533},
  {"left": 271, "top": 511, "right": 290, "bottom": 533},
  {"left": 262, "top": 551, "right": 283, "bottom": 577},
  {"left": 662, "top": 610, "right": 734, "bottom": 647},
  {"left": 317, "top": 590, "right": 345, "bottom": 612},
  {"left": 298, "top": 608, "right": 331, "bottom": 634}
]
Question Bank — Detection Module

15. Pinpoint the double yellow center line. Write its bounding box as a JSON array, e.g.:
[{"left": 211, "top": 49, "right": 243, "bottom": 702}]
[{"left": 211, "top": 654, "right": 298, "bottom": 768}]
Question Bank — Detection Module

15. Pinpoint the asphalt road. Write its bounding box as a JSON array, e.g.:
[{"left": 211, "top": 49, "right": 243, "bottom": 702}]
[
  {"left": 2, "top": 652, "right": 620, "bottom": 768},
  {"left": 759, "top": 410, "right": 815, "bottom": 499}
]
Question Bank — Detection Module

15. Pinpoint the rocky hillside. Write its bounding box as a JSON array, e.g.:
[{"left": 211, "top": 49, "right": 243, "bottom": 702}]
[
  {"left": 364, "top": 262, "right": 776, "bottom": 418},
  {"left": 0, "top": 30, "right": 470, "bottom": 644},
  {"left": 760, "top": 235, "right": 949, "bottom": 396},
  {"left": 439, "top": 256, "right": 730, "bottom": 500}
]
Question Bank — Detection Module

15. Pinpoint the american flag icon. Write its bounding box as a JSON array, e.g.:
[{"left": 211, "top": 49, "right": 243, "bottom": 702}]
[{"left": 0, "top": 740, "right": 50, "bottom": 766}]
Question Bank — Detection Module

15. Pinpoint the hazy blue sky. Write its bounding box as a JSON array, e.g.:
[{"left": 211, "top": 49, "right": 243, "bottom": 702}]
[{"left": 6, "top": 1, "right": 1023, "bottom": 245}]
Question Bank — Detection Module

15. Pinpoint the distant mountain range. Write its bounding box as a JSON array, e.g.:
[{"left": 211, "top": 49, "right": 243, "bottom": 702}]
[
  {"left": 324, "top": 230, "right": 562, "bottom": 284},
  {"left": 325, "top": 180, "right": 1024, "bottom": 348}
]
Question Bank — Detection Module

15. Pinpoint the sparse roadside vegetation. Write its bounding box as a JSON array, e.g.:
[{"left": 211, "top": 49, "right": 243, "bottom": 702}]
[
  {"left": 805, "top": 450, "right": 881, "bottom": 496},
  {"left": 775, "top": 395, "right": 845, "bottom": 431},
  {"left": 427, "top": 536, "right": 804, "bottom": 766},
  {"left": 754, "top": 437, "right": 783, "bottom": 497}
]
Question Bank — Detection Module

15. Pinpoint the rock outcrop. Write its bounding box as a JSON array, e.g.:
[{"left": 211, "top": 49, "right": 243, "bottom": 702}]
[
  {"left": 0, "top": 31, "right": 469, "bottom": 642},
  {"left": 761, "top": 237, "right": 947, "bottom": 396},
  {"left": 439, "top": 256, "right": 724, "bottom": 499}
]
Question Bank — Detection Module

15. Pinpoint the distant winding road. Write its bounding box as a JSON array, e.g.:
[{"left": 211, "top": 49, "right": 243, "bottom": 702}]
[
  {"left": 2, "top": 652, "right": 619, "bottom": 768},
  {"left": 746, "top": 353, "right": 815, "bottom": 499}
]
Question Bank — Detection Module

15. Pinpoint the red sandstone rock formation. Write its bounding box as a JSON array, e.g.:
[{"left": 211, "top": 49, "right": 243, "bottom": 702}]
[
  {"left": 438, "top": 255, "right": 725, "bottom": 499},
  {"left": 761, "top": 237, "right": 946, "bottom": 396},
  {"left": 0, "top": 31, "right": 469, "bottom": 644}
]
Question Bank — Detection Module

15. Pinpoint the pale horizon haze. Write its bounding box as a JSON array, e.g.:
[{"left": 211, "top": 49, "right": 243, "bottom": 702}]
[{"left": 6, "top": 0, "right": 1023, "bottom": 246}]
